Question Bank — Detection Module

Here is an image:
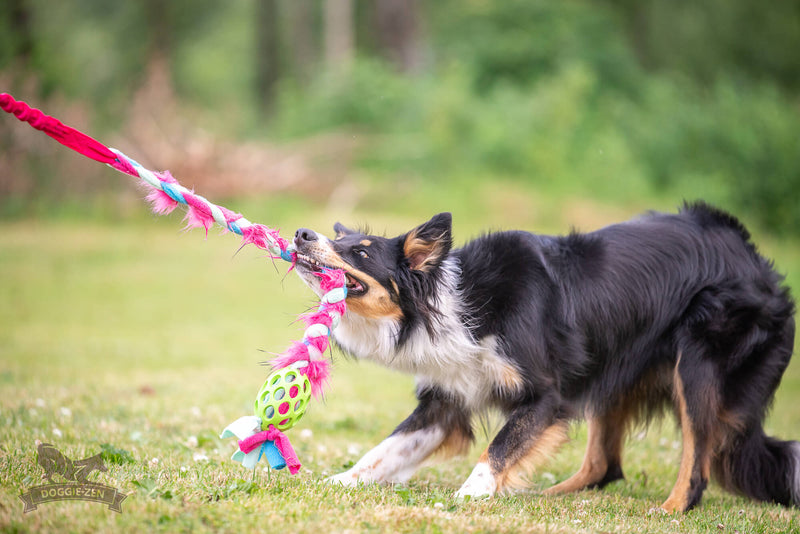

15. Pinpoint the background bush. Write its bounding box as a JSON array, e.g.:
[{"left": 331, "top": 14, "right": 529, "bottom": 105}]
[{"left": 2, "top": 0, "right": 798, "bottom": 234}]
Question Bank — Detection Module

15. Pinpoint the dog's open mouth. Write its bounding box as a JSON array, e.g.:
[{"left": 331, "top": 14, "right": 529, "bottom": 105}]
[{"left": 296, "top": 253, "right": 367, "bottom": 297}]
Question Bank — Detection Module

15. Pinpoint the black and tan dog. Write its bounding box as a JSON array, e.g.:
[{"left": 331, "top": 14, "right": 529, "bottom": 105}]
[{"left": 293, "top": 201, "right": 798, "bottom": 512}]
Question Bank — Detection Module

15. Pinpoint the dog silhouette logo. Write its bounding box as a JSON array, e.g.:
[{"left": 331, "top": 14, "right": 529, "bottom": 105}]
[
  {"left": 20, "top": 441, "right": 127, "bottom": 513},
  {"left": 37, "top": 442, "right": 108, "bottom": 484}
]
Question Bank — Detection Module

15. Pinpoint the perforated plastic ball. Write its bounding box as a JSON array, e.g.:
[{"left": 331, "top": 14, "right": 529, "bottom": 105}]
[{"left": 254, "top": 365, "right": 312, "bottom": 432}]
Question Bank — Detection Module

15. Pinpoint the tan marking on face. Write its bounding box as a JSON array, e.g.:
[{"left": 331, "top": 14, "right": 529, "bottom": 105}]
[
  {"left": 403, "top": 231, "right": 447, "bottom": 272},
  {"left": 345, "top": 277, "right": 403, "bottom": 320},
  {"left": 299, "top": 240, "right": 402, "bottom": 320},
  {"left": 360, "top": 239, "right": 372, "bottom": 247}
]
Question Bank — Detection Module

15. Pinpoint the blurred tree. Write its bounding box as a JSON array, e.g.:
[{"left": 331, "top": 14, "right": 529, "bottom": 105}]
[
  {"left": 608, "top": 0, "right": 800, "bottom": 92},
  {"left": 142, "top": 0, "right": 172, "bottom": 59},
  {"left": 2, "top": 0, "right": 799, "bottom": 234},
  {"left": 373, "top": 0, "right": 423, "bottom": 73},
  {"left": 7, "top": 0, "right": 33, "bottom": 64},
  {"left": 255, "top": 0, "right": 281, "bottom": 114},
  {"left": 0, "top": 0, "right": 33, "bottom": 89},
  {"left": 324, "top": 0, "right": 354, "bottom": 69},
  {"left": 429, "top": 0, "right": 640, "bottom": 95},
  {"left": 286, "top": 0, "right": 317, "bottom": 83}
]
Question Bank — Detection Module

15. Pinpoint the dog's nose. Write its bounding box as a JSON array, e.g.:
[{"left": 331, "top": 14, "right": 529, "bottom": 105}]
[{"left": 295, "top": 228, "right": 318, "bottom": 245}]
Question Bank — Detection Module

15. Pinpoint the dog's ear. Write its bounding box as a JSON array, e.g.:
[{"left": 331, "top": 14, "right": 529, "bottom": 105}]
[
  {"left": 334, "top": 222, "right": 356, "bottom": 239},
  {"left": 402, "top": 213, "right": 453, "bottom": 272}
]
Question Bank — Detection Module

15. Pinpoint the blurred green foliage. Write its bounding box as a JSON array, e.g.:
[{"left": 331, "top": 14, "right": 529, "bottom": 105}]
[{"left": 1, "top": 0, "right": 799, "bottom": 234}]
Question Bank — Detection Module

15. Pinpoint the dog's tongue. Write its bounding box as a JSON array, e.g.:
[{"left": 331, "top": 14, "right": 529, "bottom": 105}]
[{"left": 346, "top": 274, "right": 363, "bottom": 292}]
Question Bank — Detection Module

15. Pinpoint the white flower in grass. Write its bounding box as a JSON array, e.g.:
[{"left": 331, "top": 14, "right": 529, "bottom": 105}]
[
  {"left": 347, "top": 444, "right": 362, "bottom": 456},
  {"left": 300, "top": 428, "right": 314, "bottom": 440},
  {"left": 35, "top": 398, "right": 46, "bottom": 408},
  {"left": 59, "top": 407, "right": 72, "bottom": 418},
  {"left": 192, "top": 452, "right": 209, "bottom": 462},
  {"left": 186, "top": 435, "right": 199, "bottom": 448},
  {"left": 52, "top": 428, "right": 62, "bottom": 438},
  {"left": 149, "top": 457, "right": 159, "bottom": 466}
]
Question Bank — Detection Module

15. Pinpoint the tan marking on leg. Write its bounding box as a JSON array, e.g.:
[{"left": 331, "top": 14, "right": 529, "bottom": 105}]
[
  {"left": 717, "top": 409, "right": 746, "bottom": 448},
  {"left": 433, "top": 426, "right": 473, "bottom": 459},
  {"left": 480, "top": 350, "right": 525, "bottom": 393},
  {"left": 661, "top": 363, "right": 695, "bottom": 513},
  {"left": 499, "top": 363, "right": 525, "bottom": 392},
  {"left": 546, "top": 416, "right": 608, "bottom": 494},
  {"left": 496, "top": 422, "right": 569, "bottom": 493}
]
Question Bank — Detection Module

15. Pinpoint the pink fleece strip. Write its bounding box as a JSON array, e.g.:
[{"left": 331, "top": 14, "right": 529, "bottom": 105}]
[
  {"left": 0, "top": 93, "right": 118, "bottom": 165},
  {"left": 238, "top": 426, "right": 301, "bottom": 474}
]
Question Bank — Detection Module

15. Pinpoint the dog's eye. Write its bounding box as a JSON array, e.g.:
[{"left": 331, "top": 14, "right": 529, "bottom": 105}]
[{"left": 355, "top": 249, "right": 369, "bottom": 259}]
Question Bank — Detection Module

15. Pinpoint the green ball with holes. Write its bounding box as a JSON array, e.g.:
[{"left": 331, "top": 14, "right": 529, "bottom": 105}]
[{"left": 254, "top": 365, "right": 312, "bottom": 432}]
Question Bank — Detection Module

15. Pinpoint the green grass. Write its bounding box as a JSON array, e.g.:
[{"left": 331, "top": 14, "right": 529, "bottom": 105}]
[{"left": 2, "top": 190, "right": 800, "bottom": 533}]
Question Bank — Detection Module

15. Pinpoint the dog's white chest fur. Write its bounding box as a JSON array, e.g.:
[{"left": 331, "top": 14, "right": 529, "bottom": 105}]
[{"left": 333, "top": 261, "right": 522, "bottom": 409}]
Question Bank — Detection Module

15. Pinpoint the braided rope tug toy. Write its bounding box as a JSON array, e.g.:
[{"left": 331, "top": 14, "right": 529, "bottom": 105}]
[{"left": 0, "top": 92, "right": 344, "bottom": 474}]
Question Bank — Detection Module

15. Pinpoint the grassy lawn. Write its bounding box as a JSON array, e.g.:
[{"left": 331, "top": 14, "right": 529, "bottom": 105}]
[{"left": 2, "top": 191, "right": 799, "bottom": 533}]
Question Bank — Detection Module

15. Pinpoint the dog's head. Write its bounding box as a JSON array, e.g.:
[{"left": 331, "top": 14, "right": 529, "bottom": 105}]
[{"left": 293, "top": 213, "right": 453, "bottom": 323}]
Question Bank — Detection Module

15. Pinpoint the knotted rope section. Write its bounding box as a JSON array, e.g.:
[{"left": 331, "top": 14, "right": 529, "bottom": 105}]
[
  {"left": 0, "top": 92, "right": 294, "bottom": 262},
  {"left": 1, "top": 92, "right": 345, "bottom": 473}
]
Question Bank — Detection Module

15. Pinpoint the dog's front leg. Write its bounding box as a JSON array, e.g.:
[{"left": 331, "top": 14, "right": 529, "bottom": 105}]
[
  {"left": 456, "top": 398, "right": 569, "bottom": 499},
  {"left": 328, "top": 386, "right": 473, "bottom": 487}
]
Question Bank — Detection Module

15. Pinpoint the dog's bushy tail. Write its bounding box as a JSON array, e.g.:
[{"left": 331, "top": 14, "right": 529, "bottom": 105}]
[{"left": 714, "top": 428, "right": 800, "bottom": 507}]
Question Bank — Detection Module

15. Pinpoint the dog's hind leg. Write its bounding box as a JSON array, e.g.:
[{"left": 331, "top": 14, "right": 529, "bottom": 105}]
[
  {"left": 660, "top": 353, "right": 718, "bottom": 513},
  {"left": 327, "top": 386, "right": 473, "bottom": 487},
  {"left": 456, "top": 396, "right": 569, "bottom": 499},
  {"left": 544, "top": 407, "right": 627, "bottom": 495},
  {"left": 712, "top": 317, "right": 799, "bottom": 507}
]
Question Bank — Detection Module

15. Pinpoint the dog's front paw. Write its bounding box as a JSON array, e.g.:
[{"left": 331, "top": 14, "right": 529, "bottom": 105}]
[
  {"left": 325, "top": 469, "right": 365, "bottom": 488},
  {"left": 455, "top": 463, "right": 497, "bottom": 500}
]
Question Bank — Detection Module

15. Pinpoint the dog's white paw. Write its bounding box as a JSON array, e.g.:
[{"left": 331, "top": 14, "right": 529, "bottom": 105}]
[
  {"left": 455, "top": 462, "right": 497, "bottom": 500},
  {"left": 325, "top": 470, "right": 364, "bottom": 487}
]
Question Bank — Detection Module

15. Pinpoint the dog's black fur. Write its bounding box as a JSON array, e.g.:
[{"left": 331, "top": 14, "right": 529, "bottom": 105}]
[{"left": 293, "top": 201, "right": 799, "bottom": 512}]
